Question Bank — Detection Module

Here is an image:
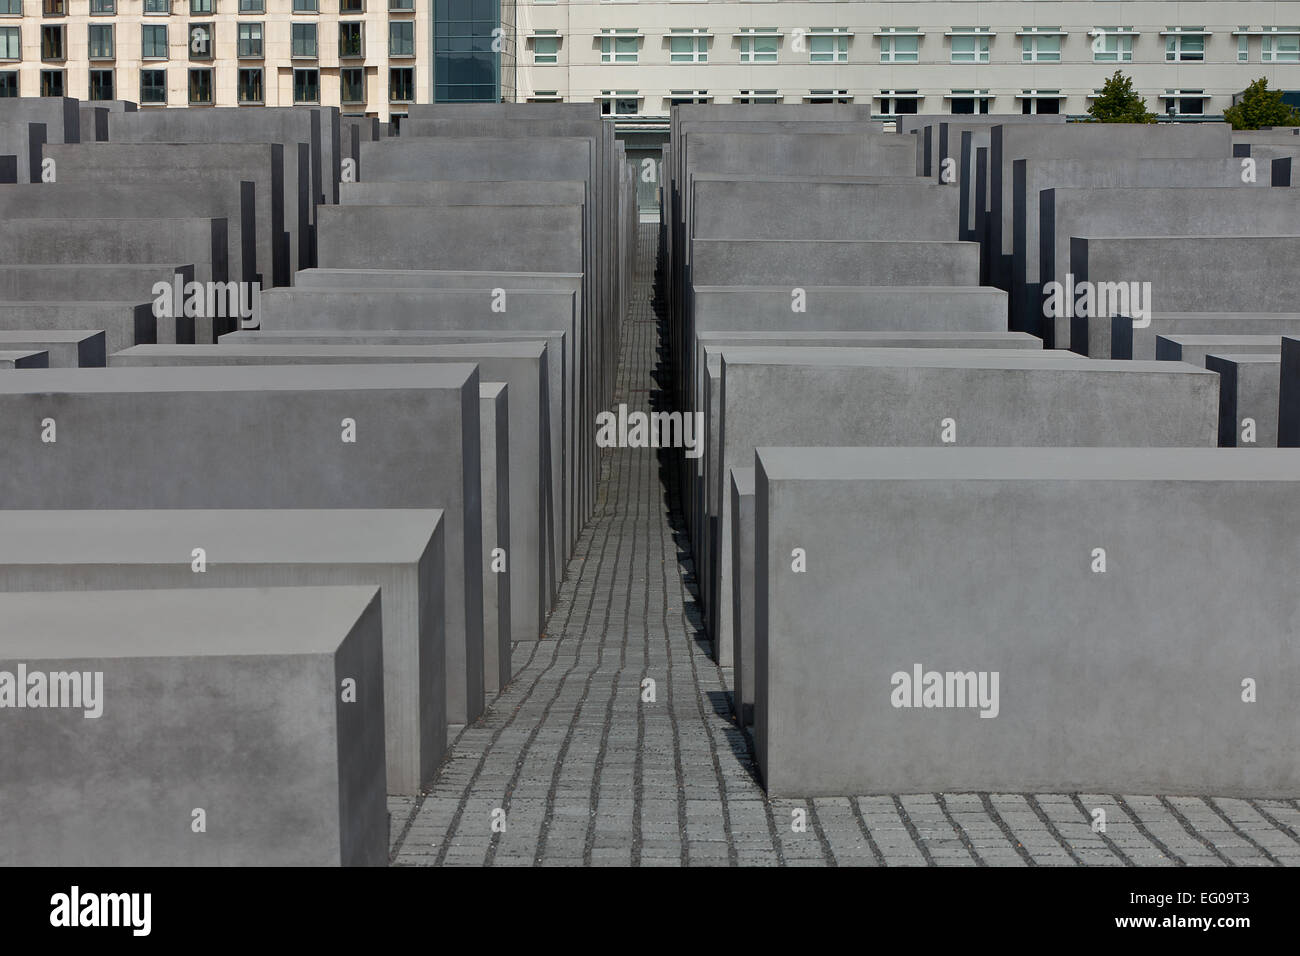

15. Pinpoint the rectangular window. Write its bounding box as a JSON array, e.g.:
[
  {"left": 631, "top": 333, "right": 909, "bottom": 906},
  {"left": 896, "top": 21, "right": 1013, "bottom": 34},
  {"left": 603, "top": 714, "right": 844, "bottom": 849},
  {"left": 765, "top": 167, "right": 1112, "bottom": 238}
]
[
  {"left": 600, "top": 29, "right": 638, "bottom": 63},
  {"left": 1263, "top": 32, "right": 1300, "bottom": 63},
  {"left": 292, "top": 0, "right": 316, "bottom": 11},
  {"left": 189, "top": 23, "right": 212, "bottom": 59},
  {"left": 187, "top": 66, "right": 211, "bottom": 103},
  {"left": 668, "top": 90, "right": 707, "bottom": 106},
  {"left": 739, "top": 30, "right": 778, "bottom": 63},
  {"left": 340, "top": 0, "right": 362, "bottom": 11},
  {"left": 88, "top": 67, "right": 113, "bottom": 99},
  {"left": 0, "top": 25, "right": 18, "bottom": 60},
  {"left": 389, "top": 20, "right": 412, "bottom": 56},
  {"left": 669, "top": 29, "right": 706, "bottom": 63},
  {"left": 950, "top": 30, "right": 991, "bottom": 64},
  {"left": 90, "top": 0, "right": 114, "bottom": 13},
  {"left": 735, "top": 90, "right": 779, "bottom": 104},
  {"left": 140, "top": 67, "right": 166, "bottom": 103},
  {"left": 0, "top": 0, "right": 20, "bottom": 15},
  {"left": 339, "top": 21, "right": 362, "bottom": 57},
  {"left": 237, "top": 22, "right": 261, "bottom": 57},
  {"left": 533, "top": 31, "right": 558, "bottom": 64},
  {"left": 142, "top": 24, "right": 167, "bottom": 59},
  {"left": 291, "top": 22, "right": 317, "bottom": 57},
  {"left": 1092, "top": 28, "right": 1133, "bottom": 62},
  {"left": 808, "top": 89, "right": 851, "bottom": 104},
  {"left": 88, "top": 23, "right": 113, "bottom": 59},
  {"left": 40, "top": 24, "right": 62, "bottom": 60},
  {"left": 40, "top": 68, "right": 63, "bottom": 95},
  {"left": 880, "top": 33, "right": 918, "bottom": 63},
  {"left": 389, "top": 0, "right": 412, "bottom": 9},
  {"left": 293, "top": 67, "right": 318, "bottom": 102},
  {"left": 1022, "top": 31, "right": 1060, "bottom": 62},
  {"left": 238, "top": 0, "right": 263, "bottom": 11},
  {"left": 880, "top": 94, "right": 918, "bottom": 114},
  {"left": 190, "top": 0, "right": 211, "bottom": 12},
  {"left": 389, "top": 65, "right": 413, "bottom": 102},
  {"left": 42, "top": 0, "right": 62, "bottom": 15},
  {"left": 1238, "top": 32, "right": 1249, "bottom": 62},
  {"left": 0, "top": 71, "right": 17, "bottom": 96},
  {"left": 1022, "top": 94, "right": 1061, "bottom": 115},
  {"left": 599, "top": 91, "right": 638, "bottom": 115},
  {"left": 237, "top": 66, "right": 261, "bottom": 102},
  {"left": 809, "top": 30, "right": 849, "bottom": 64},
  {"left": 341, "top": 65, "right": 363, "bottom": 103},
  {"left": 1165, "top": 31, "right": 1205, "bottom": 62},
  {"left": 144, "top": 0, "right": 169, "bottom": 14}
]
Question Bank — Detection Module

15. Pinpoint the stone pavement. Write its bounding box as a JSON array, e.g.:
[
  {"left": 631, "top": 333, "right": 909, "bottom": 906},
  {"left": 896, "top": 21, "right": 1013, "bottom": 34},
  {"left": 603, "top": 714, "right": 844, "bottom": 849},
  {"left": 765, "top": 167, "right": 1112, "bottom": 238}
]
[{"left": 386, "top": 224, "right": 1300, "bottom": 867}]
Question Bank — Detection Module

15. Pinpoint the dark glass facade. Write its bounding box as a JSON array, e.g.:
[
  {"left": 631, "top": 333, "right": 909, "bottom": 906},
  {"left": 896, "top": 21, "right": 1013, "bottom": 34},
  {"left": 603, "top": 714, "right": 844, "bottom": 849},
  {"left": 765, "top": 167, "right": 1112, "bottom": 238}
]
[{"left": 433, "top": 0, "right": 513, "bottom": 102}]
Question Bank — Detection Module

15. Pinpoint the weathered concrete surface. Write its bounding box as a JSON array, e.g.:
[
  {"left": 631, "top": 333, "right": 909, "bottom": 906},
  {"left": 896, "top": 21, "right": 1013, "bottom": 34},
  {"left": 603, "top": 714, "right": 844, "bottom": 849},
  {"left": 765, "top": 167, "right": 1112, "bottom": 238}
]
[
  {"left": 0, "top": 302, "right": 152, "bottom": 356},
  {"left": 755, "top": 446, "right": 1300, "bottom": 797},
  {"left": 1156, "top": 334, "right": 1284, "bottom": 367},
  {"left": 1205, "top": 354, "right": 1282, "bottom": 448},
  {"left": 0, "top": 350, "right": 47, "bottom": 369},
  {"left": 480, "top": 383, "right": 512, "bottom": 694},
  {"left": 0, "top": 331, "right": 104, "bottom": 368},
  {"left": 0, "top": 509, "right": 444, "bottom": 796},
  {"left": 0, "top": 264, "right": 193, "bottom": 309},
  {"left": 0, "top": 217, "right": 228, "bottom": 285},
  {"left": 0, "top": 585, "right": 388, "bottom": 865},
  {"left": 0, "top": 363, "right": 483, "bottom": 727}
]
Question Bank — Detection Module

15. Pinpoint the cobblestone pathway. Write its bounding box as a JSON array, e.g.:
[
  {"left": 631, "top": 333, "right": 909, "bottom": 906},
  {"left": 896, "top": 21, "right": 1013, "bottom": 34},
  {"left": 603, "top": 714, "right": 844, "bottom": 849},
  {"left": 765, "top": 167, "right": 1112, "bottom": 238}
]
[{"left": 387, "top": 224, "right": 1300, "bottom": 867}]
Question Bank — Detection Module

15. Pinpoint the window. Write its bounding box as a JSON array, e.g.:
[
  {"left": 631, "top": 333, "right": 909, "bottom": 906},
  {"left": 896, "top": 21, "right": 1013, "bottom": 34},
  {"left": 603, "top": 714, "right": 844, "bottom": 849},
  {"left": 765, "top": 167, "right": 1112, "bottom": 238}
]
[
  {"left": 190, "top": 0, "right": 211, "bottom": 12},
  {"left": 807, "top": 89, "right": 851, "bottom": 104},
  {"left": 293, "top": 67, "right": 318, "bottom": 102},
  {"left": 1021, "top": 92, "right": 1062, "bottom": 115},
  {"left": 340, "top": 0, "right": 362, "bottom": 11},
  {"left": 1091, "top": 27, "right": 1134, "bottom": 62},
  {"left": 1165, "top": 29, "right": 1205, "bottom": 62},
  {"left": 668, "top": 90, "right": 708, "bottom": 106},
  {"left": 189, "top": 24, "right": 212, "bottom": 59},
  {"left": 140, "top": 67, "right": 166, "bottom": 103},
  {"left": 0, "top": 25, "right": 17, "bottom": 60},
  {"left": 1162, "top": 91, "right": 1205, "bottom": 116},
  {"left": 389, "top": 65, "right": 413, "bottom": 102},
  {"left": 0, "top": 71, "right": 17, "bottom": 96},
  {"left": 237, "top": 66, "right": 261, "bottom": 102},
  {"left": 88, "top": 68, "right": 113, "bottom": 99},
  {"left": 1021, "top": 29, "right": 1061, "bottom": 62},
  {"left": 341, "top": 66, "right": 363, "bottom": 103},
  {"left": 144, "top": 0, "right": 169, "bottom": 14},
  {"left": 527, "top": 90, "right": 560, "bottom": 103},
  {"left": 291, "top": 22, "right": 317, "bottom": 57},
  {"left": 0, "top": 0, "right": 19, "bottom": 15},
  {"left": 42, "top": 0, "right": 62, "bottom": 15},
  {"left": 735, "top": 90, "right": 779, "bottom": 104},
  {"left": 237, "top": 22, "right": 261, "bottom": 57},
  {"left": 389, "top": 20, "right": 412, "bottom": 56},
  {"left": 950, "top": 91, "right": 991, "bottom": 114},
  {"left": 1238, "top": 30, "right": 1249, "bottom": 62},
  {"left": 669, "top": 28, "right": 707, "bottom": 63},
  {"left": 188, "top": 66, "right": 211, "bottom": 103},
  {"left": 40, "top": 68, "right": 63, "bottom": 95},
  {"left": 950, "top": 28, "right": 991, "bottom": 64},
  {"left": 1263, "top": 31, "right": 1300, "bottom": 63},
  {"left": 809, "top": 28, "right": 849, "bottom": 63},
  {"left": 292, "top": 0, "right": 316, "bottom": 11},
  {"left": 389, "top": 0, "right": 412, "bottom": 9},
  {"left": 879, "top": 30, "right": 919, "bottom": 63},
  {"left": 88, "top": 23, "right": 113, "bottom": 59},
  {"left": 40, "top": 23, "right": 63, "bottom": 60},
  {"left": 533, "top": 30, "right": 559, "bottom": 64},
  {"left": 238, "top": 0, "right": 263, "bottom": 11},
  {"left": 879, "top": 92, "right": 919, "bottom": 114},
  {"left": 339, "top": 21, "right": 362, "bottom": 57},
  {"left": 90, "top": 0, "right": 114, "bottom": 13},
  {"left": 738, "top": 28, "right": 778, "bottom": 63},
  {"left": 142, "top": 24, "right": 167, "bottom": 59},
  {"left": 599, "top": 90, "right": 638, "bottom": 115},
  {"left": 600, "top": 28, "right": 639, "bottom": 63}
]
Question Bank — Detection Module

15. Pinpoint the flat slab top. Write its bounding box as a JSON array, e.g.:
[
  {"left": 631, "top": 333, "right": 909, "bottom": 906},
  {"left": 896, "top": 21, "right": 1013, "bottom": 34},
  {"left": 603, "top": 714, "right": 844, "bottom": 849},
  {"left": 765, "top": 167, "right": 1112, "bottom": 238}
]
[
  {"left": 1207, "top": 353, "right": 1283, "bottom": 365},
  {"left": 0, "top": 363, "right": 477, "bottom": 394},
  {"left": 698, "top": 331, "right": 1040, "bottom": 348},
  {"left": 731, "top": 467, "right": 755, "bottom": 496},
  {"left": 717, "top": 347, "right": 1179, "bottom": 372},
  {"left": 1149, "top": 312, "right": 1300, "bottom": 320},
  {"left": 693, "top": 238, "right": 968, "bottom": 248},
  {"left": 757, "top": 446, "right": 1300, "bottom": 483},
  {"left": 0, "top": 331, "right": 102, "bottom": 343},
  {"left": 0, "top": 586, "right": 380, "bottom": 659},
  {"left": 285, "top": 270, "right": 586, "bottom": 282},
  {"left": 115, "top": 343, "right": 546, "bottom": 361},
  {"left": 1158, "top": 334, "right": 1286, "bottom": 346},
  {"left": 0, "top": 351, "right": 43, "bottom": 361},
  {"left": 221, "top": 330, "right": 562, "bottom": 344},
  {"left": 692, "top": 285, "right": 1003, "bottom": 296},
  {"left": 0, "top": 509, "right": 443, "bottom": 565},
  {"left": 0, "top": 263, "right": 186, "bottom": 273},
  {"left": 0, "top": 301, "right": 145, "bottom": 310}
]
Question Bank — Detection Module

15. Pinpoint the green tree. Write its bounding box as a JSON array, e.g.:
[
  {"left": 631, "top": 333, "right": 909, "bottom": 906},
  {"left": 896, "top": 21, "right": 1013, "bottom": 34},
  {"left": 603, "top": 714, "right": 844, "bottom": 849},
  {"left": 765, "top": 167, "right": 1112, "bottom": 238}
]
[
  {"left": 1223, "top": 77, "right": 1300, "bottom": 130},
  {"left": 1087, "top": 70, "right": 1158, "bottom": 123}
]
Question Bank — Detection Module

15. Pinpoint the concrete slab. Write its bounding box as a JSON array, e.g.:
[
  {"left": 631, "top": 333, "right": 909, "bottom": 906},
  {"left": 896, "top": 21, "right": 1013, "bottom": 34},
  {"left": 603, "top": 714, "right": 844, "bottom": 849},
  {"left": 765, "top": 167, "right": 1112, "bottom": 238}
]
[
  {"left": 0, "top": 350, "right": 47, "bottom": 369},
  {"left": 0, "top": 302, "right": 152, "bottom": 356},
  {"left": 1155, "top": 334, "right": 1284, "bottom": 367},
  {"left": 480, "top": 383, "right": 512, "bottom": 695},
  {"left": 1205, "top": 354, "right": 1282, "bottom": 448},
  {"left": 0, "top": 330, "right": 105, "bottom": 368}
]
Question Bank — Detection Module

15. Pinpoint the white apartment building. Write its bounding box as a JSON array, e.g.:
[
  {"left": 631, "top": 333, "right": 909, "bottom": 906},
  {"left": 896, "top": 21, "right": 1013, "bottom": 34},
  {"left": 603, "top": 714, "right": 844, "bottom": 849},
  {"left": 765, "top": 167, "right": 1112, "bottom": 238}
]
[
  {"left": 0, "top": 0, "right": 432, "bottom": 120},
  {"left": 516, "top": 2, "right": 1300, "bottom": 127}
]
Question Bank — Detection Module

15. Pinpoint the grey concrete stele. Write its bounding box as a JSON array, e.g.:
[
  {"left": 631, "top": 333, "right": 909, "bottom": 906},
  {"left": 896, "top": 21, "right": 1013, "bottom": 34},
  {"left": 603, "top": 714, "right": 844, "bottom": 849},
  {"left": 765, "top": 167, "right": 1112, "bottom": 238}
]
[{"left": 0, "top": 586, "right": 388, "bottom": 866}]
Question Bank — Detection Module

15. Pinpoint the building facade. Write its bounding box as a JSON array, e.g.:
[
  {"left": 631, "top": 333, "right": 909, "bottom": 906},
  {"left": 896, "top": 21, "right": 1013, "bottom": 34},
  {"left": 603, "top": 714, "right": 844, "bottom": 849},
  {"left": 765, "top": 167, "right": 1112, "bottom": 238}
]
[
  {"left": 0, "top": 0, "right": 515, "bottom": 121},
  {"left": 516, "top": 2, "right": 1300, "bottom": 128}
]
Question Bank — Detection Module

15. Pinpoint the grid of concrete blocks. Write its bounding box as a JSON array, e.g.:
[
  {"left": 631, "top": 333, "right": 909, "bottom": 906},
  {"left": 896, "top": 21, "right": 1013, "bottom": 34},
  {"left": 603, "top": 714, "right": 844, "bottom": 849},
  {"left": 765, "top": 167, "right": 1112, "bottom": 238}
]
[
  {"left": 0, "top": 96, "right": 638, "bottom": 865},
  {"left": 665, "top": 106, "right": 1300, "bottom": 801}
]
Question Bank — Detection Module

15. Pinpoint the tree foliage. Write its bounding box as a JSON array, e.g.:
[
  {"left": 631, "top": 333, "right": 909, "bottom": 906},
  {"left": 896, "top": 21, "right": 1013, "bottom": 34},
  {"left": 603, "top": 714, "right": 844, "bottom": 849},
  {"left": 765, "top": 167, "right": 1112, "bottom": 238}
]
[
  {"left": 1223, "top": 77, "right": 1300, "bottom": 130},
  {"left": 1088, "top": 71, "right": 1158, "bottom": 124}
]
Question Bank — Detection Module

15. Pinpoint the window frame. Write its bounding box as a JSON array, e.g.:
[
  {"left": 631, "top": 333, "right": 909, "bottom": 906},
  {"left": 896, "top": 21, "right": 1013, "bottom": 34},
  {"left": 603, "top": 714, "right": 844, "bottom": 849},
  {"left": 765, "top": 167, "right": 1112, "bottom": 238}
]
[
  {"left": 292, "top": 66, "right": 319, "bottom": 103},
  {"left": 236, "top": 21, "right": 262, "bottom": 58},
  {"left": 142, "top": 23, "right": 168, "bottom": 60},
  {"left": 187, "top": 65, "right": 213, "bottom": 104},
  {"left": 87, "top": 22, "right": 114, "bottom": 60},
  {"left": 291, "top": 21, "right": 318, "bottom": 59},
  {"left": 139, "top": 66, "right": 166, "bottom": 103}
]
